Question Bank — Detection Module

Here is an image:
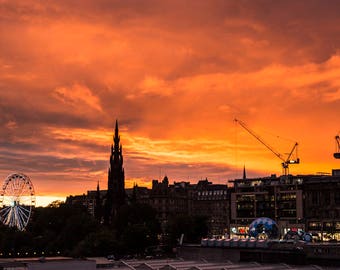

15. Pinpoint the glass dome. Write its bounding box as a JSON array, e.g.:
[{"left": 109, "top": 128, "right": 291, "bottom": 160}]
[{"left": 249, "top": 217, "right": 279, "bottom": 239}]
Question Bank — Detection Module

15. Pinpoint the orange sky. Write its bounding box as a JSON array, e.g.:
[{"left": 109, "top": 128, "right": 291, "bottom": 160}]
[{"left": 1, "top": 0, "right": 340, "bottom": 205}]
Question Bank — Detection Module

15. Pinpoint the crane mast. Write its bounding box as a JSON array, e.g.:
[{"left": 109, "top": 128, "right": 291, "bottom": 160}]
[
  {"left": 234, "top": 118, "right": 299, "bottom": 176},
  {"left": 334, "top": 135, "right": 340, "bottom": 159}
]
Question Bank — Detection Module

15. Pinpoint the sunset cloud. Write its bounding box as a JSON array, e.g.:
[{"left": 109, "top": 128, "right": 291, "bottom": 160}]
[
  {"left": 54, "top": 83, "right": 103, "bottom": 112},
  {"left": 1, "top": 0, "right": 340, "bottom": 204}
]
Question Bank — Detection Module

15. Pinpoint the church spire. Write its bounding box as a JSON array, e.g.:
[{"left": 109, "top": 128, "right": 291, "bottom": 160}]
[
  {"left": 243, "top": 164, "right": 247, "bottom": 180},
  {"left": 104, "top": 119, "right": 125, "bottom": 225},
  {"left": 95, "top": 180, "right": 102, "bottom": 222},
  {"left": 114, "top": 119, "right": 120, "bottom": 147}
]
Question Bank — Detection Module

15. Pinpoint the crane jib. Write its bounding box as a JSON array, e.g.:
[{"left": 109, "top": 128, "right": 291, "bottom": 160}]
[{"left": 234, "top": 118, "right": 300, "bottom": 176}]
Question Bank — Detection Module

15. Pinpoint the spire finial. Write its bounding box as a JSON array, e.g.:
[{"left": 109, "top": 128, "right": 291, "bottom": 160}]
[
  {"left": 114, "top": 119, "right": 120, "bottom": 146},
  {"left": 243, "top": 164, "right": 247, "bottom": 179},
  {"left": 115, "top": 119, "right": 119, "bottom": 136}
]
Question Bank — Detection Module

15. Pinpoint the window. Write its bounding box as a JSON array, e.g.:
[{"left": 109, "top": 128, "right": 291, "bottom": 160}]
[
  {"left": 308, "top": 222, "right": 322, "bottom": 230},
  {"left": 336, "top": 222, "right": 340, "bottom": 230}
]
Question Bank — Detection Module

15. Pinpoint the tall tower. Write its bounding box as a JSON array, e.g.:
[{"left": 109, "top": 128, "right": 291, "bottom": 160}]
[
  {"left": 243, "top": 165, "right": 247, "bottom": 180},
  {"left": 104, "top": 120, "right": 125, "bottom": 224},
  {"left": 94, "top": 181, "right": 102, "bottom": 222}
]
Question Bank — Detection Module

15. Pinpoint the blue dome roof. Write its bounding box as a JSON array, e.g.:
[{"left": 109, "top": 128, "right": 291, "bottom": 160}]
[{"left": 249, "top": 217, "right": 279, "bottom": 239}]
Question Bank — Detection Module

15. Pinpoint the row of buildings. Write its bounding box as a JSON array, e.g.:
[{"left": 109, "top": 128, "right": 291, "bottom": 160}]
[
  {"left": 67, "top": 171, "right": 340, "bottom": 242},
  {"left": 66, "top": 121, "right": 340, "bottom": 242}
]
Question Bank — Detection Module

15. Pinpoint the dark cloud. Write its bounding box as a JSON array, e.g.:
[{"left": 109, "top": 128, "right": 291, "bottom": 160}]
[{"left": 0, "top": 150, "right": 106, "bottom": 173}]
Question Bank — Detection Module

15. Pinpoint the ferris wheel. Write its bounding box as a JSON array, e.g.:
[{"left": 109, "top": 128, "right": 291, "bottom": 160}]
[{"left": 0, "top": 173, "right": 35, "bottom": 231}]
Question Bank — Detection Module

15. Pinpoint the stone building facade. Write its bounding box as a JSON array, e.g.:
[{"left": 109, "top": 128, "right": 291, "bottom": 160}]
[
  {"left": 229, "top": 174, "right": 304, "bottom": 238},
  {"left": 189, "top": 179, "right": 229, "bottom": 237},
  {"left": 303, "top": 172, "right": 340, "bottom": 241}
]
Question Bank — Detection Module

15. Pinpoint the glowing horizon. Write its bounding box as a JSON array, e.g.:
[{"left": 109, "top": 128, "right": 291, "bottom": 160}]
[{"left": 1, "top": 1, "right": 340, "bottom": 206}]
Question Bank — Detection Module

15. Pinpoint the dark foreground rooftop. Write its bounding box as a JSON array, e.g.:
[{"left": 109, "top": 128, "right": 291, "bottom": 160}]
[
  {"left": 97, "top": 258, "right": 339, "bottom": 270},
  {"left": 1, "top": 257, "right": 338, "bottom": 270}
]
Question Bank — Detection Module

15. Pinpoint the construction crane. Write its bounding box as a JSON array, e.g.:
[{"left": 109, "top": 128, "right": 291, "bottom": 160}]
[
  {"left": 334, "top": 135, "right": 340, "bottom": 159},
  {"left": 234, "top": 118, "right": 300, "bottom": 176}
]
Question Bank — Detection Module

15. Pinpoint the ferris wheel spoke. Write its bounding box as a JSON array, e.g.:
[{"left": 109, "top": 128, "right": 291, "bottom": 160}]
[
  {"left": 14, "top": 178, "right": 20, "bottom": 189},
  {"left": 18, "top": 205, "right": 31, "bottom": 214},
  {"left": 10, "top": 208, "right": 16, "bottom": 225},
  {"left": 16, "top": 207, "right": 26, "bottom": 230},
  {"left": 0, "top": 208, "right": 11, "bottom": 223},
  {"left": 15, "top": 206, "right": 24, "bottom": 229},
  {"left": 17, "top": 185, "right": 24, "bottom": 197},
  {"left": 4, "top": 207, "right": 14, "bottom": 226},
  {"left": 0, "top": 206, "right": 12, "bottom": 216},
  {"left": 12, "top": 179, "right": 17, "bottom": 191},
  {"left": 15, "top": 181, "right": 23, "bottom": 197},
  {"left": 17, "top": 206, "right": 29, "bottom": 217},
  {"left": 6, "top": 182, "right": 13, "bottom": 196},
  {"left": 14, "top": 206, "right": 22, "bottom": 229},
  {"left": 10, "top": 184, "right": 16, "bottom": 197},
  {"left": 17, "top": 206, "right": 30, "bottom": 222},
  {"left": 19, "top": 204, "right": 31, "bottom": 212},
  {"left": 19, "top": 189, "right": 28, "bottom": 198},
  {"left": 18, "top": 182, "right": 29, "bottom": 197},
  {"left": 14, "top": 180, "right": 21, "bottom": 196},
  {"left": 19, "top": 212, "right": 28, "bottom": 228},
  {"left": 12, "top": 178, "right": 18, "bottom": 190}
]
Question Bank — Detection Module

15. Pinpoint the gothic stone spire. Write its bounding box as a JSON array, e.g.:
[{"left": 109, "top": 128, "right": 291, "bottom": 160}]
[{"left": 104, "top": 120, "right": 125, "bottom": 224}]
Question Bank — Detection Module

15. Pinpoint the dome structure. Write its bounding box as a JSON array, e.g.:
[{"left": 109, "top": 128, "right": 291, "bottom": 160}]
[{"left": 249, "top": 217, "right": 279, "bottom": 239}]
